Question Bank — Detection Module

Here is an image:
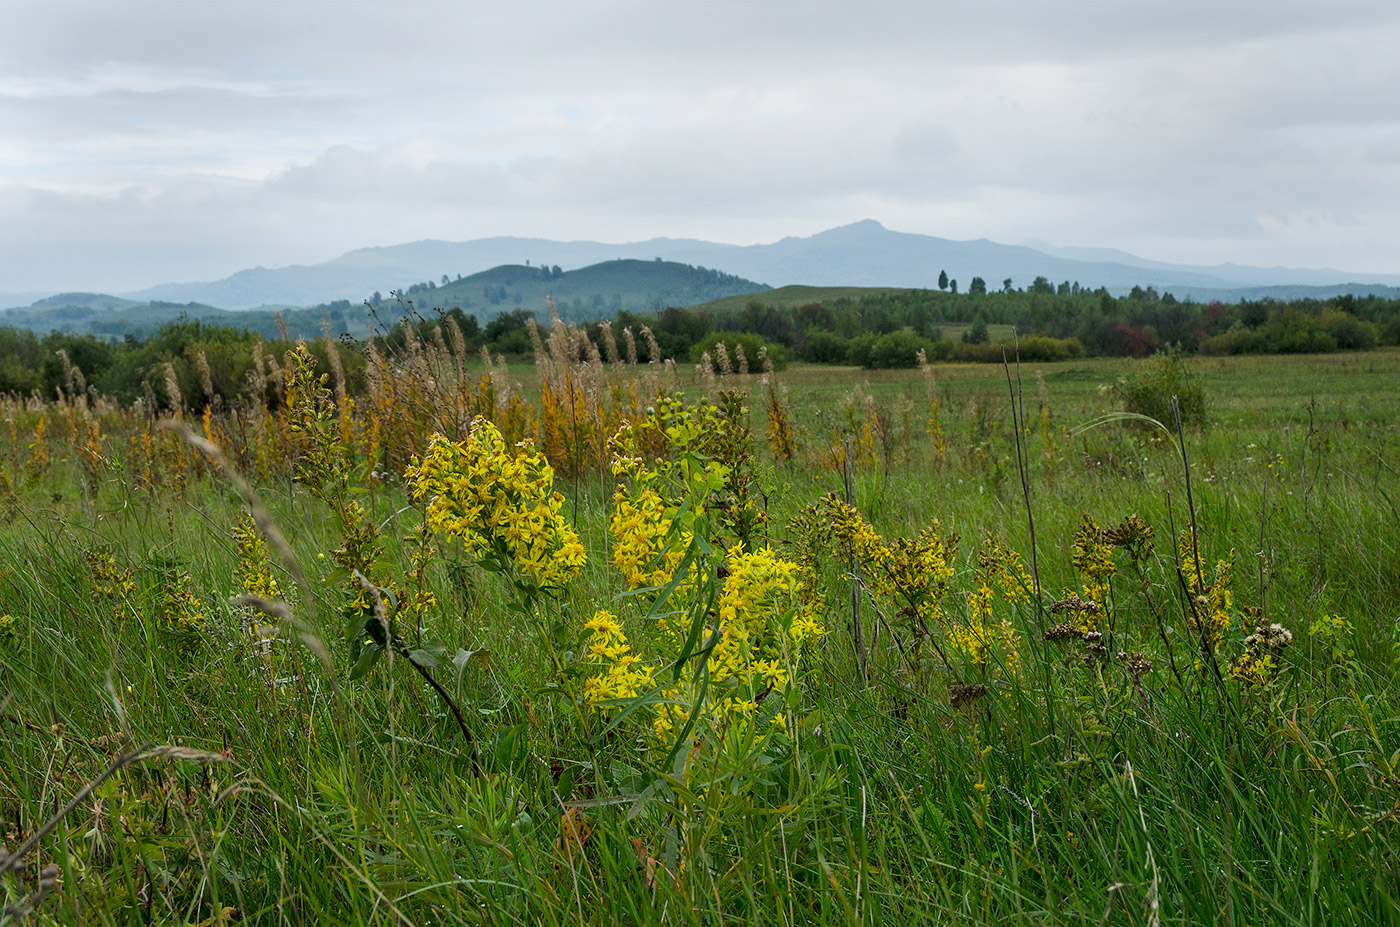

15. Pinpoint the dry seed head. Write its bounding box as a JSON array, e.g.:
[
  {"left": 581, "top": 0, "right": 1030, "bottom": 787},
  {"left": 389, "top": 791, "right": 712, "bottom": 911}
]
[
  {"left": 1044, "top": 623, "right": 1085, "bottom": 642},
  {"left": 950, "top": 683, "right": 990, "bottom": 709},
  {"left": 1244, "top": 622, "right": 1293, "bottom": 653},
  {"left": 1050, "top": 593, "right": 1101, "bottom": 615}
]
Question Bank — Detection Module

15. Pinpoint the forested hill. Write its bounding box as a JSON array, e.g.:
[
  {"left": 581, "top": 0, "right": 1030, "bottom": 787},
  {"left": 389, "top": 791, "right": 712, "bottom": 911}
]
[{"left": 384, "top": 259, "right": 767, "bottom": 322}]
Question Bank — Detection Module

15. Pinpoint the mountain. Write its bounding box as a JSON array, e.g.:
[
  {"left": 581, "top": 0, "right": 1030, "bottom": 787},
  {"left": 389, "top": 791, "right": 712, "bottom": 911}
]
[
  {"left": 1, "top": 259, "right": 768, "bottom": 339},
  {"left": 125, "top": 237, "right": 729, "bottom": 310},
  {"left": 117, "top": 221, "right": 1400, "bottom": 310}
]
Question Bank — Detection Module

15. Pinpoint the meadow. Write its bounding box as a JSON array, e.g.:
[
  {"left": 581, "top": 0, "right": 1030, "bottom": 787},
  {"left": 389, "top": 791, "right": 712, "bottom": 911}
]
[{"left": 0, "top": 325, "right": 1397, "bottom": 926}]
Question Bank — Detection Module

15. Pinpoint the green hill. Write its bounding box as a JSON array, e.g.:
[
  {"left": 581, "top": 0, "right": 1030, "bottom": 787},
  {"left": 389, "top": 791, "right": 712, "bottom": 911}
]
[
  {"left": 687, "top": 285, "right": 922, "bottom": 319},
  {"left": 390, "top": 259, "right": 767, "bottom": 321}
]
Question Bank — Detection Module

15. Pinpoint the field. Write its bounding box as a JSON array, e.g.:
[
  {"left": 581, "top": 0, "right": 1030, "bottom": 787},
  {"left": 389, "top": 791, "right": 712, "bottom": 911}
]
[{"left": 1, "top": 338, "right": 1398, "bottom": 925}]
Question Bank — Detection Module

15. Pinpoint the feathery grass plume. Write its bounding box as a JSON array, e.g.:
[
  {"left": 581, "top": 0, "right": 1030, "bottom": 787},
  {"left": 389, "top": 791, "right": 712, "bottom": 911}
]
[
  {"left": 623, "top": 326, "right": 638, "bottom": 369},
  {"left": 697, "top": 351, "right": 717, "bottom": 398},
  {"left": 528, "top": 316, "right": 548, "bottom": 372},
  {"left": 162, "top": 361, "right": 184, "bottom": 417},
  {"left": 599, "top": 319, "right": 621, "bottom": 367},
  {"left": 640, "top": 325, "right": 662, "bottom": 395},
  {"left": 714, "top": 342, "right": 733, "bottom": 377},
  {"left": 735, "top": 342, "right": 749, "bottom": 377},
  {"left": 195, "top": 347, "right": 216, "bottom": 410}
]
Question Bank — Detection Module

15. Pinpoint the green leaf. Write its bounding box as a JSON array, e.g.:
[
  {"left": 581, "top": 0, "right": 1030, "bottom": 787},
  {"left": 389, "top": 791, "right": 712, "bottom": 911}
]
[
  {"left": 408, "top": 642, "right": 448, "bottom": 669},
  {"left": 348, "top": 642, "right": 384, "bottom": 680}
]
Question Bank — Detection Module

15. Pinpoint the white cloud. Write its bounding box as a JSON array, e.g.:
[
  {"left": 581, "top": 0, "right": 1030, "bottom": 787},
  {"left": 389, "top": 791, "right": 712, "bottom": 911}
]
[{"left": 3, "top": 0, "right": 1400, "bottom": 291}]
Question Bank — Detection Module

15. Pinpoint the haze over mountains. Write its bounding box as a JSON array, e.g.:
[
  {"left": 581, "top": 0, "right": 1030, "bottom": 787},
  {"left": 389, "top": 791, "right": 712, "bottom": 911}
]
[{"left": 7, "top": 221, "right": 1400, "bottom": 314}]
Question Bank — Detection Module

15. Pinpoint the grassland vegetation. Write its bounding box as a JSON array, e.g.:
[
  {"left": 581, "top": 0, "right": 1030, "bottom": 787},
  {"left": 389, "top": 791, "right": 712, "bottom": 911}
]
[{"left": 0, "top": 309, "right": 1397, "bottom": 924}]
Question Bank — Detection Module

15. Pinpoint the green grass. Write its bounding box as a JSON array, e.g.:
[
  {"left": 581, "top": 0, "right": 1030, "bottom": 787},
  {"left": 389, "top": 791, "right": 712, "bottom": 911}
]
[{"left": 1, "top": 349, "right": 1398, "bottom": 925}]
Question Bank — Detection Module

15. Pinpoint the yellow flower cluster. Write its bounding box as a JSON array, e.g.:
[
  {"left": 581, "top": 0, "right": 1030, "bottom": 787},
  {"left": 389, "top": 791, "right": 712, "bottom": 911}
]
[
  {"left": 581, "top": 610, "right": 654, "bottom": 709},
  {"left": 609, "top": 484, "right": 689, "bottom": 589},
  {"left": 1229, "top": 650, "right": 1278, "bottom": 687},
  {"left": 821, "top": 495, "right": 956, "bottom": 621},
  {"left": 1071, "top": 515, "right": 1117, "bottom": 612},
  {"left": 605, "top": 408, "right": 731, "bottom": 592},
  {"left": 0, "top": 613, "right": 18, "bottom": 647},
  {"left": 407, "top": 417, "right": 586, "bottom": 589},
  {"left": 232, "top": 513, "right": 281, "bottom": 600},
  {"left": 651, "top": 546, "right": 823, "bottom": 744},
  {"left": 159, "top": 566, "right": 205, "bottom": 631},
  {"left": 714, "top": 544, "right": 824, "bottom": 676},
  {"left": 85, "top": 549, "right": 137, "bottom": 624},
  {"left": 1177, "top": 529, "right": 1234, "bottom": 647},
  {"left": 946, "top": 618, "right": 1020, "bottom": 674},
  {"left": 950, "top": 534, "right": 1028, "bottom": 674}
]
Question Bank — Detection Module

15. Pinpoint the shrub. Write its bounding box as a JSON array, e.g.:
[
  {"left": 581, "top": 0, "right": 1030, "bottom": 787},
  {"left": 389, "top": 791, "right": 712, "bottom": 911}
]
[
  {"left": 689, "top": 332, "right": 787, "bottom": 370},
  {"left": 844, "top": 334, "right": 878, "bottom": 368},
  {"left": 949, "top": 335, "right": 1082, "bottom": 363},
  {"left": 1320, "top": 310, "right": 1378, "bottom": 351},
  {"left": 1200, "top": 321, "right": 1265, "bottom": 356},
  {"left": 1114, "top": 348, "right": 1207, "bottom": 430},
  {"left": 803, "top": 329, "right": 850, "bottom": 364},
  {"left": 867, "top": 331, "right": 943, "bottom": 369}
]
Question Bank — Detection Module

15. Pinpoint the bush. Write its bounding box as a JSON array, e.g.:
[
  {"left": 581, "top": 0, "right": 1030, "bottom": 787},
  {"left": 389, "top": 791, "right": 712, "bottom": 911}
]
[
  {"left": 802, "top": 329, "right": 850, "bottom": 364},
  {"left": 689, "top": 332, "right": 787, "bottom": 370},
  {"left": 867, "top": 331, "right": 944, "bottom": 369},
  {"left": 949, "top": 335, "right": 1082, "bottom": 363},
  {"left": 1114, "top": 349, "right": 1207, "bottom": 430},
  {"left": 1321, "top": 310, "right": 1378, "bottom": 351},
  {"left": 844, "top": 334, "right": 878, "bottom": 368},
  {"left": 1199, "top": 321, "right": 1265, "bottom": 356},
  {"left": 1382, "top": 315, "right": 1400, "bottom": 346}
]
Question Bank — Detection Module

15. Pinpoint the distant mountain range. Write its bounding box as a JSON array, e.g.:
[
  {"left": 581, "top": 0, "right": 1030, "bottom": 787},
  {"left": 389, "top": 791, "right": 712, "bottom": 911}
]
[
  {"left": 6, "top": 220, "right": 1400, "bottom": 314},
  {"left": 0, "top": 259, "right": 769, "bottom": 339}
]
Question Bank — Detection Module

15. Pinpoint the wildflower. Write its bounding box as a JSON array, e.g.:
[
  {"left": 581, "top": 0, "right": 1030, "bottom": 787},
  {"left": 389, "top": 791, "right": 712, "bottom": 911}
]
[
  {"left": 232, "top": 513, "right": 281, "bottom": 600},
  {"left": 581, "top": 610, "right": 654, "bottom": 710},
  {"left": 1116, "top": 651, "right": 1154, "bottom": 678},
  {"left": 0, "top": 613, "right": 18, "bottom": 646},
  {"left": 1177, "top": 530, "right": 1235, "bottom": 648},
  {"left": 85, "top": 548, "right": 137, "bottom": 624},
  {"left": 407, "top": 418, "right": 586, "bottom": 589},
  {"left": 159, "top": 564, "right": 205, "bottom": 631},
  {"left": 1071, "top": 514, "right": 1116, "bottom": 618}
]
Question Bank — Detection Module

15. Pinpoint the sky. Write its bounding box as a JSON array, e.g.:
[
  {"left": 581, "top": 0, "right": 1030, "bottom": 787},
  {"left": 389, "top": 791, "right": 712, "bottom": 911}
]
[{"left": 3, "top": 0, "right": 1400, "bottom": 294}]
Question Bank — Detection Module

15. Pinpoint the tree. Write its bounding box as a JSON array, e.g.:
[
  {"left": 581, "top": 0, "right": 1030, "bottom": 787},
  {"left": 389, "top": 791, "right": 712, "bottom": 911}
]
[
  {"left": 442, "top": 275, "right": 450, "bottom": 286},
  {"left": 962, "top": 319, "right": 989, "bottom": 344},
  {"left": 938, "top": 269, "right": 949, "bottom": 290},
  {"left": 949, "top": 279, "right": 958, "bottom": 295},
  {"left": 1003, "top": 278, "right": 1014, "bottom": 293},
  {"left": 969, "top": 276, "right": 987, "bottom": 296}
]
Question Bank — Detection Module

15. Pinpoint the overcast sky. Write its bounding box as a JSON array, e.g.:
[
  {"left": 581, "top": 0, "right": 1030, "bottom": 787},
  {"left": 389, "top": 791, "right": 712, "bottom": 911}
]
[{"left": 3, "top": 0, "right": 1400, "bottom": 293}]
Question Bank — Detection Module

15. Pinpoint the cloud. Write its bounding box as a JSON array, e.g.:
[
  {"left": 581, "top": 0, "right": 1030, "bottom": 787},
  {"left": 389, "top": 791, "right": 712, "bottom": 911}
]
[{"left": 3, "top": 0, "right": 1400, "bottom": 291}]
